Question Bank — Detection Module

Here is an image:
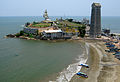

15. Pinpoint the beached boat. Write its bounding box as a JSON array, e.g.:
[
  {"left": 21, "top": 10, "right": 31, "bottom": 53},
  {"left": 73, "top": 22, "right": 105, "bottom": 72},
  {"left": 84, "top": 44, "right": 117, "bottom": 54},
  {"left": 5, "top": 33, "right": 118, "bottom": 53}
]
[
  {"left": 115, "top": 55, "right": 120, "bottom": 60},
  {"left": 106, "top": 44, "right": 115, "bottom": 48},
  {"left": 76, "top": 72, "right": 88, "bottom": 78},
  {"left": 113, "top": 52, "right": 120, "bottom": 55},
  {"left": 78, "top": 64, "right": 89, "bottom": 68}
]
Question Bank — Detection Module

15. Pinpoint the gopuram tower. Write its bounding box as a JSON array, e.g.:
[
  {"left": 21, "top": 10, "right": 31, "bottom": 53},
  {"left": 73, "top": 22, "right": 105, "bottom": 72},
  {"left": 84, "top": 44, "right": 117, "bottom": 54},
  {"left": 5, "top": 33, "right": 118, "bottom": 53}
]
[{"left": 90, "top": 3, "right": 101, "bottom": 38}]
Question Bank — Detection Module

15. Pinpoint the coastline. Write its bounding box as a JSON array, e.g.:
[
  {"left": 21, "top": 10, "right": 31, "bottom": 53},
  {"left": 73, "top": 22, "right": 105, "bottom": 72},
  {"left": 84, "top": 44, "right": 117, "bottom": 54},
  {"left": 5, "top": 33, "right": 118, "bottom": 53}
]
[
  {"left": 3, "top": 35, "right": 120, "bottom": 82},
  {"left": 70, "top": 40, "right": 120, "bottom": 82},
  {"left": 4, "top": 34, "right": 120, "bottom": 82},
  {"left": 1, "top": 16, "right": 120, "bottom": 82},
  {"left": 70, "top": 40, "right": 100, "bottom": 82},
  {"left": 48, "top": 41, "right": 88, "bottom": 82}
]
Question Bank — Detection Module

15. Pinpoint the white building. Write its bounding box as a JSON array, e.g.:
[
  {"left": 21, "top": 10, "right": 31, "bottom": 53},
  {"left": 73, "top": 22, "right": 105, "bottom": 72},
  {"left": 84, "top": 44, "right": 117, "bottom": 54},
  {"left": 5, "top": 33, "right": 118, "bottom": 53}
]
[{"left": 42, "top": 29, "right": 63, "bottom": 39}]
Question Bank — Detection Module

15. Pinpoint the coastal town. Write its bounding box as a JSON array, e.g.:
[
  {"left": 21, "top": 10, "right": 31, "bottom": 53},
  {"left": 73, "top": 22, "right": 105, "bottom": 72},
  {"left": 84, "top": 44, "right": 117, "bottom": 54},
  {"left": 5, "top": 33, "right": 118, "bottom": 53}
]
[{"left": 4, "top": 2, "right": 120, "bottom": 82}]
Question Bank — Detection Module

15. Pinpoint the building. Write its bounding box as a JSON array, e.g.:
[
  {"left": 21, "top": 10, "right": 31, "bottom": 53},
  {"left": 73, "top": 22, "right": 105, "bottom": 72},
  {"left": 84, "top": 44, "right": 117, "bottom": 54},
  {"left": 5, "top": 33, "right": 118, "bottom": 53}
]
[
  {"left": 102, "top": 28, "right": 110, "bottom": 36},
  {"left": 112, "top": 33, "right": 120, "bottom": 40},
  {"left": 90, "top": 3, "right": 101, "bottom": 38},
  {"left": 23, "top": 27, "right": 38, "bottom": 35},
  {"left": 23, "top": 26, "right": 59, "bottom": 34},
  {"left": 85, "top": 25, "right": 90, "bottom": 36},
  {"left": 81, "top": 18, "right": 89, "bottom": 25},
  {"left": 23, "top": 26, "right": 65, "bottom": 39},
  {"left": 42, "top": 29, "right": 63, "bottom": 39}
]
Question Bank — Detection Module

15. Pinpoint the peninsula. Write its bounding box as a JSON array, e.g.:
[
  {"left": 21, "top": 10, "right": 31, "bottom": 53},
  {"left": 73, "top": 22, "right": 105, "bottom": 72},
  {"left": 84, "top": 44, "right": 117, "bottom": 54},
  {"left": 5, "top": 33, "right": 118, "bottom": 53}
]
[{"left": 6, "top": 10, "right": 89, "bottom": 40}]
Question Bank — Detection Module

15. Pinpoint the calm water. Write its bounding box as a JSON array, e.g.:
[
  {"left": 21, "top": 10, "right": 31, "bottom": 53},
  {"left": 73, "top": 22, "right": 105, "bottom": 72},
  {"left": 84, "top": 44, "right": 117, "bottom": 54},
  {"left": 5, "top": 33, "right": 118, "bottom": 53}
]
[{"left": 0, "top": 16, "right": 120, "bottom": 82}]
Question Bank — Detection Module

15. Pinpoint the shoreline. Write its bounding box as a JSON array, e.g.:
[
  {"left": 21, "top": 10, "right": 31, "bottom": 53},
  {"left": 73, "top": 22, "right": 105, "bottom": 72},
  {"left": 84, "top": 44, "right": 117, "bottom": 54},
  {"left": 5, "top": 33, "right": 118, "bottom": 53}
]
[
  {"left": 48, "top": 41, "right": 88, "bottom": 82},
  {"left": 5, "top": 35, "right": 74, "bottom": 41},
  {"left": 70, "top": 41, "right": 101, "bottom": 82},
  {"left": 1, "top": 16, "right": 120, "bottom": 82},
  {"left": 4, "top": 35, "right": 120, "bottom": 82},
  {"left": 71, "top": 40, "right": 120, "bottom": 82}
]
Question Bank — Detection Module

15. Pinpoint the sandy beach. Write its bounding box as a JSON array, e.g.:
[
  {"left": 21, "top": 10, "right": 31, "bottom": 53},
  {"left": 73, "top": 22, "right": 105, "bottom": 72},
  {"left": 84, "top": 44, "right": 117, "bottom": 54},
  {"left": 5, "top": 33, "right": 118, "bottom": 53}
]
[{"left": 70, "top": 40, "right": 120, "bottom": 82}]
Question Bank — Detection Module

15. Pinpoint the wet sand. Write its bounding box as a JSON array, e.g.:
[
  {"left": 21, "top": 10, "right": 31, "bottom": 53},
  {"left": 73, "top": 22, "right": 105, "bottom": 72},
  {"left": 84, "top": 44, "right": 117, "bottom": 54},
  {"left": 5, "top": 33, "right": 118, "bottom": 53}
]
[{"left": 70, "top": 40, "right": 120, "bottom": 82}]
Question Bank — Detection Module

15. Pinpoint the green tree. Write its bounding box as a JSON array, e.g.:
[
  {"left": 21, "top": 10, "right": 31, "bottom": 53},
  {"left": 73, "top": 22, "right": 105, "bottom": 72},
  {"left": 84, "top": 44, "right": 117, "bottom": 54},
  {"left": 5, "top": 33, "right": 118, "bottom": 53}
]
[
  {"left": 15, "top": 33, "right": 20, "bottom": 37},
  {"left": 25, "top": 22, "right": 30, "bottom": 27},
  {"left": 78, "top": 25, "right": 86, "bottom": 38},
  {"left": 67, "top": 19, "right": 73, "bottom": 22},
  {"left": 20, "top": 30, "right": 24, "bottom": 36}
]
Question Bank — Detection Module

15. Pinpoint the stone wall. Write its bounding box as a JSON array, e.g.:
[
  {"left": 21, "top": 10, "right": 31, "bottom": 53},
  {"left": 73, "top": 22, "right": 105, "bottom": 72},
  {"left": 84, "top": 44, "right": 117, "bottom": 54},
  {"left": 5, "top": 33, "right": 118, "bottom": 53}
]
[{"left": 23, "top": 27, "right": 38, "bottom": 34}]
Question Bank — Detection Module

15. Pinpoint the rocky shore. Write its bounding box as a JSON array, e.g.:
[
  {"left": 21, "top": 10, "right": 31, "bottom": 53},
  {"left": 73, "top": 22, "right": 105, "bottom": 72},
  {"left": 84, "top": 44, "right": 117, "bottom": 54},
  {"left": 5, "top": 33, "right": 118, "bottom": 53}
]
[
  {"left": 5, "top": 34, "right": 38, "bottom": 40},
  {"left": 5, "top": 33, "right": 82, "bottom": 41}
]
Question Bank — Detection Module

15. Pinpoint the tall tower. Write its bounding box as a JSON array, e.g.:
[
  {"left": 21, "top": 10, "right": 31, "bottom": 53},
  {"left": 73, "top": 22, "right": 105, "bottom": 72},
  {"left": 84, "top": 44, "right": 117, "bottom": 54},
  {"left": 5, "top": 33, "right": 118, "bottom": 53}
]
[{"left": 90, "top": 3, "right": 101, "bottom": 38}]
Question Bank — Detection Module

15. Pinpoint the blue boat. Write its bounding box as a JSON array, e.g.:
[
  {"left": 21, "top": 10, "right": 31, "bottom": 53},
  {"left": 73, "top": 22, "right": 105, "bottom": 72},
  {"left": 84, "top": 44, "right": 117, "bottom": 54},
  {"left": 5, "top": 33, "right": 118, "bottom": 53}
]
[
  {"left": 78, "top": 64, "right": 89, "bottom": 68},
  {"left": 106, "top": 45, "right": 115, "bottom": 48},
  {"left": 76, "top": 72, "right": 88, "bottom": 78},
  {"left": 114, "top": 41, "right": 118, "bottom": 43},
  {"left": 105, "top": 43, "right": 111, "bottom": 45},
  {"left": 113, "top": 52, "right": 120, "bottom": 55}
]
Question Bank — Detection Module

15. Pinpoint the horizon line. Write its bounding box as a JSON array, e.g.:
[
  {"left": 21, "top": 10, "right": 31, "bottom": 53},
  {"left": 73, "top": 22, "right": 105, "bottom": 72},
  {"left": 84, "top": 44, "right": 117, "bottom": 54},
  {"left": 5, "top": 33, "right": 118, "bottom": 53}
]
[{"left": 0, "top": 16, "right": 120, "bottom": 17}]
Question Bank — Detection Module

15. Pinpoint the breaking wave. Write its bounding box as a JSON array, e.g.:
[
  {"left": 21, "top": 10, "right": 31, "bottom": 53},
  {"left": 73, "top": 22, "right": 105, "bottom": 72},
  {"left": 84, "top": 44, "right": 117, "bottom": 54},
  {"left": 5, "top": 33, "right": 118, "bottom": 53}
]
[{"left": 50, "top": 43, "right": 89, "bottom": 82}]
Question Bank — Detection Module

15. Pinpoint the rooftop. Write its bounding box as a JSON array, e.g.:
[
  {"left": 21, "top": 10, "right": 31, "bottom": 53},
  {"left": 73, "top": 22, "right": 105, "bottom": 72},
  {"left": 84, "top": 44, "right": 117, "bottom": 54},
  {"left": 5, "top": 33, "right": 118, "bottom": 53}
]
[
  {"left": 92, "top": 3, "right": 101, "bottom": 7},
  {"left": 44, "top": 29, "right": 62, "bottom": 33}
]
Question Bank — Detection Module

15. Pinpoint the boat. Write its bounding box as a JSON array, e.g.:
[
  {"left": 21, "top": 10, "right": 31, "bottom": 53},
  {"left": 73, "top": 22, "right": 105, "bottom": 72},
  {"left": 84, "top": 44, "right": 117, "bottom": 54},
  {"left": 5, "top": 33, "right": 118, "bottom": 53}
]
[
  {"left": 78, "top": 64, "right": 89, "bottom": 68},
  {"left": 76, "top": 72, "right": 88, "bottom": 78},
  {"left": 113, "top": 52, "right": 120, "bottom": 55}
]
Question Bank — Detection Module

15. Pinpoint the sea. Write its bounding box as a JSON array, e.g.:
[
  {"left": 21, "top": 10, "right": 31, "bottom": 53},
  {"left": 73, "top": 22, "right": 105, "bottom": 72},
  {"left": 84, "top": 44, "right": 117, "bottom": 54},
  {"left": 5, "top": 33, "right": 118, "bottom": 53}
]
[{"left": 0, "top": 16, "right": 120, "bottom": 82}]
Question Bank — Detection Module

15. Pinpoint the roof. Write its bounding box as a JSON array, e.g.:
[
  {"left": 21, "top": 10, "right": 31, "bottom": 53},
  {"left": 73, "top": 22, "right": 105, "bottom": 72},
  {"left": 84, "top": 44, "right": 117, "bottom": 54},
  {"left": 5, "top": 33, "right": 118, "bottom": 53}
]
[
  {"left": 24, "top": 27, "right": 38, "bottom": 30},
  {"left": 112, "top": 33, "right": 120, "bottom": 36},
  {"left": 42, "top": 20, "right": 53, "bottom": 23},
  {"left": 44, "top": 29, "right": 62, "bottom": 33},
  {"left": 93, "top": 3, "right": 101, "bottom": 7}
]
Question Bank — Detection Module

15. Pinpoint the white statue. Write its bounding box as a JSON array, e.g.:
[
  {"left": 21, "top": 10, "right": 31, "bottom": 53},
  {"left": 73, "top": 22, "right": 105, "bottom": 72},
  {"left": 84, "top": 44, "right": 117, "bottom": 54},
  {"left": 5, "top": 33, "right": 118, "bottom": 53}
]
[{"left": 43, "top": 9, "right": 49, "bottom": 20}]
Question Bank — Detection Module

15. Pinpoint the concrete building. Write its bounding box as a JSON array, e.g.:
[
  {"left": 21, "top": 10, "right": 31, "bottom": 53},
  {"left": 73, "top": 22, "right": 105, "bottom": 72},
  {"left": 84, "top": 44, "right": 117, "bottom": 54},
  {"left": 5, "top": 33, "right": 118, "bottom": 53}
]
[
  {"left": 23, "top": 27, "right": 38, "bottom": 35},
  {"left": 102, "top": 28, "right": 110, "bottom": 36},
  {"left": 42, "top": 29, "right": 63, "bottom": 39},
  {"left": 23, "top": 26, "right": 56, "bottom": 35},
  {"left": 90, "top": 3, "right": 101, "bottom": 38}
]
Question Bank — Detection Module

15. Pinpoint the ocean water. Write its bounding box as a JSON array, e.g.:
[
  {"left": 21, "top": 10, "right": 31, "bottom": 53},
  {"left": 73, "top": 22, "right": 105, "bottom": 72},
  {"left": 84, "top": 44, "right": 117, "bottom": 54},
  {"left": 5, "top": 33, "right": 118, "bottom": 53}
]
[
  {"left": 0, "top": 16, "right": 120, "bottom": 82},
  {"left": 101, "top": 16, "right": 120, "bottom": 33}
]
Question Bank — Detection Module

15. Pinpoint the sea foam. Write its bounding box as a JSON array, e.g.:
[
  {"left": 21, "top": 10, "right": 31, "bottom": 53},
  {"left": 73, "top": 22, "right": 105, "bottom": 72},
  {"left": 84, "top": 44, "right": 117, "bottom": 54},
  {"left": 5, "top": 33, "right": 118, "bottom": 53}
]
[{"left": 50, "top": 43, "right": 89, "bottom": 82}]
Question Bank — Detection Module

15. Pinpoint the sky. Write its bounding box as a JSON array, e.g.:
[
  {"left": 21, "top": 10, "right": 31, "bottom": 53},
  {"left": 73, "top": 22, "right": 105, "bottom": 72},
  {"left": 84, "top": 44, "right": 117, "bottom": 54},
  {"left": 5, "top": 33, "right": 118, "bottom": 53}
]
[{"left": 0, "top": 0, "right": 120, "bottom": 16}]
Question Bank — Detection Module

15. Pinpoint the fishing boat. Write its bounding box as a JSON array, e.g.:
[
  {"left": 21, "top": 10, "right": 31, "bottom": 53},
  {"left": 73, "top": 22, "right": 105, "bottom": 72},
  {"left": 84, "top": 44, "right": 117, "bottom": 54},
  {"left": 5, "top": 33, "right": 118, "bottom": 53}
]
[
  {"left": 76, "top": 72, "right": 88, "bottom": 78},
  {"left": 78, "top": 64, "right": 89, "bottom": 68}
]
